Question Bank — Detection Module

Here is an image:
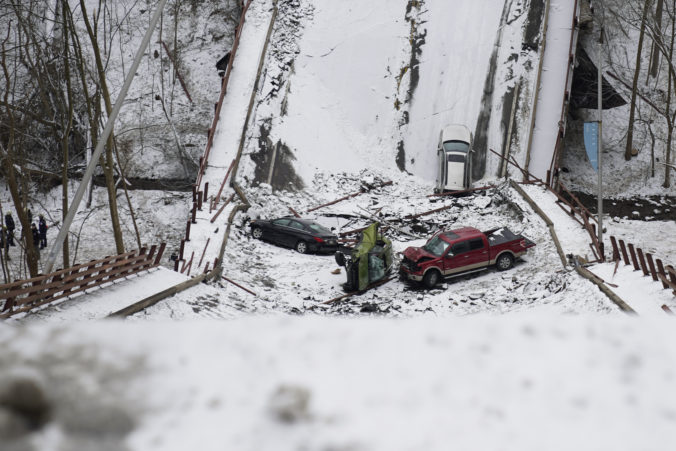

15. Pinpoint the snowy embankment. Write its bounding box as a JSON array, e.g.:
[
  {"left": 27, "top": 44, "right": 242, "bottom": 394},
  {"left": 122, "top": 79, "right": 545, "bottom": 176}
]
[
  {"left": 2, "top": 316, "right": 676, "bottom": 451},
  {"left": 242, "top": 0, "right": 512, "bottom": 185},
  {"left": 402, "top": 0, "right": 505, "bottom": 179},
  {"left": 519, "top": 183, "right": 676, "bottom": 314}
]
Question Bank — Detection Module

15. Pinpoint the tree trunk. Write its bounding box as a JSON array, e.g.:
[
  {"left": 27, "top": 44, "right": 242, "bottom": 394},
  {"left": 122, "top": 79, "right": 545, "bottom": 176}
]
[
  {"left": 665, "top": 0, "right": 675, "bottom": 187},
  {"left": 60, "top": 0, "right": 74, "bottom": 269},
  {"left": 626, "top": 0, "right": 653, "bottom": 160},
  {"left": 0, "top": 24, "right": 39, "bottom": 277},
  {"left": 649, "top": 0, "right": 664, "bottom": 78},
  {"left": 65, "top": 1, "right": 98, "bottom": 211},
  {"left": 79, "top": 0, "right": 125, "bottom": 255}
]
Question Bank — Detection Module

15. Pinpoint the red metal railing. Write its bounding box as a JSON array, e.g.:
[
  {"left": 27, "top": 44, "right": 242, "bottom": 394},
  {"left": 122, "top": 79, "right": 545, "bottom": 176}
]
[
  {"left": 0, "top": 243, "right": 166, "bottom": 318},
  {"left": 609, "top": 236, "right": 676, "bottom": 297},
  {"left": 178, "top": 0, "right": 254, "bottom": 273}
]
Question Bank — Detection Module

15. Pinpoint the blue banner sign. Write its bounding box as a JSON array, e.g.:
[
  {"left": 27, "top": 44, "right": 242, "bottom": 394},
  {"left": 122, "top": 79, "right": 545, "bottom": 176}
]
[{"left": 583, "top": 121, "right": 599, "bottom": 172}]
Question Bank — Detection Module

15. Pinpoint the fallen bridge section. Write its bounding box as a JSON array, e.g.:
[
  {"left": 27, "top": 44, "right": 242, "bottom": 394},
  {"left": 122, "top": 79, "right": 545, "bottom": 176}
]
[{"left": 525, "top": 0, "right": 579, "bottom": 183}]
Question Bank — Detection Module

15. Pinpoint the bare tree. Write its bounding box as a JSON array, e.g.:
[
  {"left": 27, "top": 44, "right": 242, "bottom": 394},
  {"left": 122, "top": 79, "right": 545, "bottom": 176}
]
[
  {"left": 605, "top": 0, "right": 675, "bottom": 186},
  {"left": 649, "top": 0, "right": 664, "bottom": 78},
  {"left": 625, "top": 0, "right": 653, "bottom": 160},
  {"left": 0, "top": 21, "right": 39, "bottom": 277},
  {"left": 79, "top": 0, "right": 125, "bottom": 255}
]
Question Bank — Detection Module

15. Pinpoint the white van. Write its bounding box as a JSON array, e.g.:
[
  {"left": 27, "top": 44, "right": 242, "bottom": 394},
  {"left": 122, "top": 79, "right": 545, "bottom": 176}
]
[{"left": 436, "top": 124, "right": 473, "bottom": 192}]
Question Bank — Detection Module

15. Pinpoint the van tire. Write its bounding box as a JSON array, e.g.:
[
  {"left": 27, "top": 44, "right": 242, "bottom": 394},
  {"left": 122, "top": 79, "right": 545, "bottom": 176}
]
[{"left": 423, "top": 269, "right": 441, "bottom": 288}]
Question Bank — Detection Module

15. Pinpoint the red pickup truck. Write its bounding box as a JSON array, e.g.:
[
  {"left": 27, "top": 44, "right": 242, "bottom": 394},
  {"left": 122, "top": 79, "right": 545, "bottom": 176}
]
[{"left": 399, "top": 226, "right": 536, "bottom": 288}]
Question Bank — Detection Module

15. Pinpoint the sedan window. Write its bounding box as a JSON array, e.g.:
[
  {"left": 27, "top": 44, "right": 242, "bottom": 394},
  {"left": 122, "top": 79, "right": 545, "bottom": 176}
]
[
  {"left": 308, "top": 223, "right": 331, "bottom": 234},
  {"left": 272, "top": 219, "right": 291, "bottom": 226},
  {"left": 288, "top": 221, "right": 306, "bottom": 230}
]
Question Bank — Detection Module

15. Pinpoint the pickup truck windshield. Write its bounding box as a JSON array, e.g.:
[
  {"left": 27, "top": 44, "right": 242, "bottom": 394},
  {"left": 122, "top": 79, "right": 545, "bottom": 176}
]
[{"left": 423, "top": 236, "right": 449, "bottom": 257}]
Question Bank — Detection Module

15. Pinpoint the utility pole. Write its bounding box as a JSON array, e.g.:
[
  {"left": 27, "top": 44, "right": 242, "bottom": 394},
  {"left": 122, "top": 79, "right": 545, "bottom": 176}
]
[
  {"left": 44, "top": 0, "right": 169, "bottom": 274},
  {"left": 597, "top": 25, "right": 604, "bottom": 260}
]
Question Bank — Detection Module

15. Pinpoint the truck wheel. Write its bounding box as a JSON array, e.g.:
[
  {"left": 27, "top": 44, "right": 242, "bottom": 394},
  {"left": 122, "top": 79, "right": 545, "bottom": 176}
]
[
  {"left": 496, "top": 253, "right": 514, "bottom": 271},
  {"left": 423, "top": 270, "right": 440, "bottom": 288},
  {"left": 295, "top": 241, "right": 308, "bottom": 254},
  {"left": 252, "top": 227, "right": 263, "bottom": 240}
]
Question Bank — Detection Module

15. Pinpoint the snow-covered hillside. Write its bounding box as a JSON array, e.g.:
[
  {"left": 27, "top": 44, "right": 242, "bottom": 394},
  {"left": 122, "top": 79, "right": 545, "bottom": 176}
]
[
  {"left": 70, "top": 0, "right": 242, "bottom": 181},
  {"left": 236, "top": 0, "right": 536, "bottom": 188}
]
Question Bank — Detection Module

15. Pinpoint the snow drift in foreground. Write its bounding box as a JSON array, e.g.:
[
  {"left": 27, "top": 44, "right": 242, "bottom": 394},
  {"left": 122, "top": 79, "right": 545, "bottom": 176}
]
[{"left": 1, "top": 316, "right": 675, "bottom": 451}]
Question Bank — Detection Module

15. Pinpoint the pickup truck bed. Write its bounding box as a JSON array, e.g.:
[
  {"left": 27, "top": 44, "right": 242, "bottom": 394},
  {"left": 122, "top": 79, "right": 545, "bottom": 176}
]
[{"left": 485, "top": 227, "right": 535, "bottom": 248}]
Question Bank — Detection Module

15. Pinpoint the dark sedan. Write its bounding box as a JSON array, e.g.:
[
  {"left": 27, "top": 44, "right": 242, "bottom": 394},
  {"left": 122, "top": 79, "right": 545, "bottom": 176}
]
[{"left": 249, "top": 217, "right": 339, "bottom": 254}]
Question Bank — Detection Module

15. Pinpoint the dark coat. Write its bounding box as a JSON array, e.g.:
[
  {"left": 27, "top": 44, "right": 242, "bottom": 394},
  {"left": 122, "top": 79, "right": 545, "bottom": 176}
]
[
  {"left": 31, "top": 225, "right": 39, "bottom": 246},
  {"left": 38, "top": 217, "right": 47, "bottom": 237},
  {"left": 216, "top": 51, "right": 231, "bottom": 72},
  {"left": 5, "top": 213, "right": 14, "bottom": 231}
]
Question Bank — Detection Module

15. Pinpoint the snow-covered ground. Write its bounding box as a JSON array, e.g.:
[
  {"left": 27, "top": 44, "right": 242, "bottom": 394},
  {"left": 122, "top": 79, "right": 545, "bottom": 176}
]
[
  {"left": 2, "top": 1, "right": 676, "bottom": 449},
  {"left": 2, "top": 316, "right": 676, "bottom": 451},
  {"left": 0, "top": 183, "right": 189, "bottom": 281}
]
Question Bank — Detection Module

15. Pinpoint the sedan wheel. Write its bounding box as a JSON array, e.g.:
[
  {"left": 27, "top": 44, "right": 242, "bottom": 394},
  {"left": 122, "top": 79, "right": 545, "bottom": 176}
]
[
  {"left": 252, "top": 227, "right": 263, "bottom": 240},
  {"left": 295, "top": 241, "right": 308, "bottom": 254}
]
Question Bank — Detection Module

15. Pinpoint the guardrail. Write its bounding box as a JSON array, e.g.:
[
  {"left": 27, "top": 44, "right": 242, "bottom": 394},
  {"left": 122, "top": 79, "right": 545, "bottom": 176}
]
[
  {"left": 195, "top": 0, "right": 253, "bottom": 189},
  {"left": 609, "top": 236, "right": 676, "bottom": 297},
  {"left": 490, "top": 148, "right": 604, "bottom": 261},
  {"left": 0, "top": 243, "right": 166, "bottom": 319},
  {"left": 177, "top": 0, "right": 254, "bottom": 274}
]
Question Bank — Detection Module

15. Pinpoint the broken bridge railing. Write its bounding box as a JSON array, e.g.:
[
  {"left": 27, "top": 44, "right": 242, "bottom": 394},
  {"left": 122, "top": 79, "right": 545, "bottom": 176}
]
[
  {"left": 609, "top": 236, "right": 676, "bottom": 298},
  {"left": 0, "top": 243, "right": 166, "bottom": 319},
  {"left": 489, "top": 147, "right": 604, "bottom": 262},
  {"left": 178, "top": 0, "right": 255, "bottom": 276}
]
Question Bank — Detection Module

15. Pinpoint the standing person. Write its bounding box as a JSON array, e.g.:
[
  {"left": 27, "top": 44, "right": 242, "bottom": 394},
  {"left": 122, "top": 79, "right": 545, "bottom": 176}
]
[
  {"left": 4, "top": 212, "right": 15, "bottom": 246},
  {"left": 30, "top": 223, "right": 39, "bottom": 251},
  {"left": 1, "top": 226, "right": 7, "bottom": 253},
  {"left": 38, "top": 215, "right": 47, "bottom": 249}
]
